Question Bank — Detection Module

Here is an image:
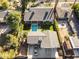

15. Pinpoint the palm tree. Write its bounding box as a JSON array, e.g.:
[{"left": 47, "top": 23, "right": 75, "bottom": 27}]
[
  {"left": 47, "top": 0, "right": 59, "bottom": 20},
  {"left": 21, "top": 0, "right": 27, "bottom": 24},
  {"left": 21, "top": 0, "right": 36, "bottom": 24},
  {"left": 53, "top": 0, "right": 59, "bottom": 20}
]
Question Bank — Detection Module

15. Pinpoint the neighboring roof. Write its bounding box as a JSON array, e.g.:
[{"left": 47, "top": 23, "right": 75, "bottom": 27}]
[
  {"left": 57, "top": 7, "right": 72, "bottom": 19},
  {"left": 0, "top": 10, "right": 8, "bottom": 22},
  {"left": 36, "top": 0, "right": 79, "bottom": 2},
  {"left": 69, "top": 36, "right": 79, "bottom": 49},
  {"left": 24, "top": 8, "right": 54, "bottom": 21},
  {"left": 27, "top": 31, "right": 60, "bottom": 48},
  {"left": 0, "top": 10, "right": 8, "bottom": 18}
]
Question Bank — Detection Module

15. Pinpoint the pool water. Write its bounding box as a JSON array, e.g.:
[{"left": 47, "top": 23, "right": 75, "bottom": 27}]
[{"left": 31, "top": 23, "right": 38, "bottom": 31}]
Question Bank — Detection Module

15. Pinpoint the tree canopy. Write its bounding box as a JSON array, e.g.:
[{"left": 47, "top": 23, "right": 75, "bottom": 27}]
[
  {"left": 6, "top": 11, "right": 21, "bottom": 32},
  {"left": 0, "top": 0, "right": 9, "bottom": 10}
]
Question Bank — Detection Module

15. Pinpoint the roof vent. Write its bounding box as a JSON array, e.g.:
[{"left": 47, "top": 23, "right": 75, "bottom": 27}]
[{"left": 38, "top": 40, "right": 42, "bottom": 48}]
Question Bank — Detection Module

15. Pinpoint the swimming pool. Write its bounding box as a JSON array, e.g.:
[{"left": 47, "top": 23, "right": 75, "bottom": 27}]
[{"left": 31, "top": 23, "right": 38, "bottom": 31}]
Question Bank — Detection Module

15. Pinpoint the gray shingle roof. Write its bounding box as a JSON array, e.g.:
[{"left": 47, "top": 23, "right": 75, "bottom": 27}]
[
  {"left": 0, "top": 10, "right": 8, "bottom": 22},
  {"left": 36, "top": 0, "right": 79, "bottom": 2},
  {"left": 27, "top": 31, "right": 60, "bottom": 48},
  {"left": 0, "top": 10, "right": 7, "bottom": 18},
  {"left": 57, "top": 7, "right": 71, "bottom": 18},
  {"left": 42, "top": 31, "right": 60, "bottom": 48},
  {"left": 57, "top": 8, "right": 66, "bottom": 18},
  {"left": 27, "top": 32, "right": 46, "bottom": 44},
  {"left": 24, "top": 8, "right": 54, "bottom": 21}
]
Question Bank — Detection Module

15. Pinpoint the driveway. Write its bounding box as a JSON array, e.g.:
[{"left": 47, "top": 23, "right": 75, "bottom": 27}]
[{"left": 70, "top": 13, "right": 79, "bottom": 37}]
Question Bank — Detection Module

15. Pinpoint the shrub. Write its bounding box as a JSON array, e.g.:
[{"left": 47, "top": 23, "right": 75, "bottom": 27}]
[
  {"left": 41, "top": 21, "right": 52, "bottom": 30},
  {"left": 53, "top": 20, "right": 59, "bottom": 31},
  {"left": 50, "top": 25, "right": 53, "bottom": 31}
]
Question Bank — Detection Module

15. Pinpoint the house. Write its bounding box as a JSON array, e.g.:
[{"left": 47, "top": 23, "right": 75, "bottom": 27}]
[
  {"left": 27, "top": 31, "right": 60, "bottom": 59},
  {"left": 24, "top": 7, "right": 54, "bottom": 30}
]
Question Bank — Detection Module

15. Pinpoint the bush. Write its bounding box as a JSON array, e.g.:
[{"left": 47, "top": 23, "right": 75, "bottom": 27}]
[
  {"left": 50, "top": 25, "right": 53, "bottom": 31},
  {"left": 41, "top": 21, "right": 52, "bottom": 30},
  {"left": 53, "top": 20, "right": 59, "bottom": 31},
  {"left": 0, "top": 49, "right": 16, "bottom": 59}
]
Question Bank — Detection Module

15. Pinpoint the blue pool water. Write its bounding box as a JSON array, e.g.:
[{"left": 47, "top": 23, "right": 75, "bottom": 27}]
[{"left": 31, "top": 23, "right": 38, "bottom": 31}]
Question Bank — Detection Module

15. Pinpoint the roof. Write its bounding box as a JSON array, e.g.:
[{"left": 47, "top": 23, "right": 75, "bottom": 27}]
[
  {"left": 27, "top": 31, "right": 60, "bottom": 48},
  {"left": 28, "top": 32, "right": 46, "bottom": 37},
  {"left": 36, "top": 0, "right": 79, "bottom": 2},
  {"left": 57, "top": 7, "right": 72, "bottom": 18},
  {"left": 27, "top": 32, "right": 46, "bottom": 44},
  {"left": 0, "top": 10, "right": 8, "bottom": 22},
  {"left": 69, "top": 36, "right": 79, "bottom": 49},
  {"left": 42, "top": 31, "right": 60, "bottom": 48},
  {"left": 24, "top": 8, "right": 54, "bottom": 22}
]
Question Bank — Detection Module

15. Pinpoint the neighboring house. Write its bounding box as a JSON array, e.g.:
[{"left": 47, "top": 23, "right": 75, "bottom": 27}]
[
  {"left": 24, "top": 7, "right": 54, "bottom": 29},
  {"left": 24, "top": 8, "right": 54, "bottom": 22},
  {"left": 27, "top": 31, "right": 60, "bottom": 59}
]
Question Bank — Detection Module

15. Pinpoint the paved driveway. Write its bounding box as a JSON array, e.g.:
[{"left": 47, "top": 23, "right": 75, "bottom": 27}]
[{"left": 70, "top": 13, "right": 79, "bottom": 36}]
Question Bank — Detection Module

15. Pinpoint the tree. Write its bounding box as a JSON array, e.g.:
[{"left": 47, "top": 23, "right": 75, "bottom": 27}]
[
  {"left": 53, "top": 0, "right": 59, "bottom": 19},
  {"left": 0, "top": 0, "right": 9, "bottom": 10},
  {"left": 21, "top": 0, "right": 36, "bottom": 24},
  {"left": 0, "top": 49, "right": 16, "bottom": 59},
  {"left": 6, "top": 11, "right": 21, "bottom": 32},
  {"left": 72, "top": 3, "right": 79, "bottom": 19},
  {"left": 6, "top": 11, "right": 26, "bottom": 44},
  {"left": 2, "top": 1, "right": 9, "bottom": 9},
  {"left": 6, "top": 34, "right": 19, "bottom": 47}
]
